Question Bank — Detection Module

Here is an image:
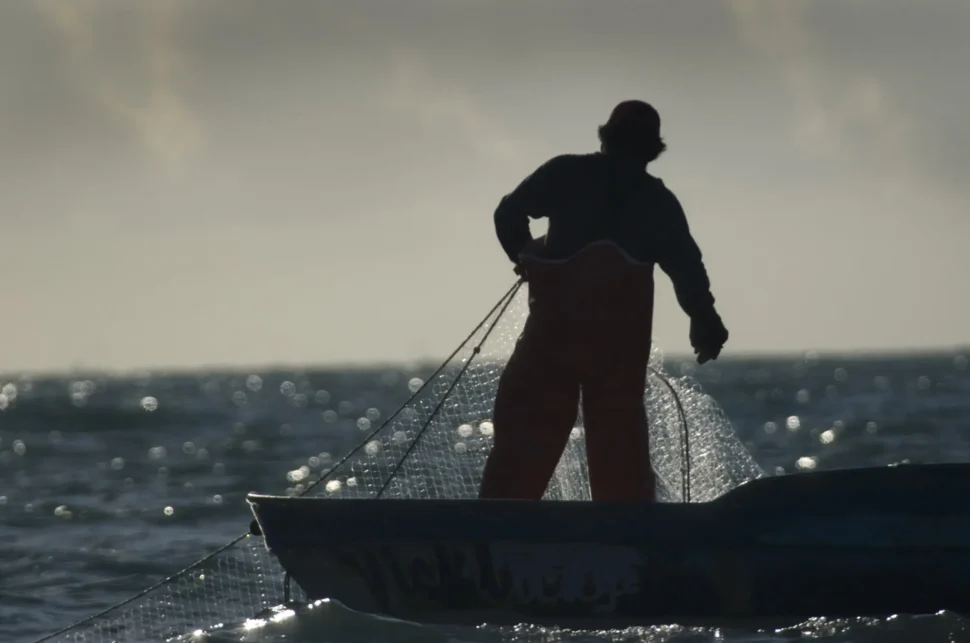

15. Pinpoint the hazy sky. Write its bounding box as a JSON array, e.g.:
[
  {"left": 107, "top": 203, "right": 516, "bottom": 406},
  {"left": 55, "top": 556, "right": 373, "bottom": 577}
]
[{"left": 1, "top": 0, "right": 968, "bottom": 373}]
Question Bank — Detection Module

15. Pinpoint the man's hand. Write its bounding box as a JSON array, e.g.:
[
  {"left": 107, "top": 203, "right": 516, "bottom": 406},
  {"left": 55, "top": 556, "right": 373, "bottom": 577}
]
[
  {"left": 690, "top": 310, "right": 728, "bottom": 364},
  {"left": 513, "top": 235, "right": 546, "bottom": 282}
]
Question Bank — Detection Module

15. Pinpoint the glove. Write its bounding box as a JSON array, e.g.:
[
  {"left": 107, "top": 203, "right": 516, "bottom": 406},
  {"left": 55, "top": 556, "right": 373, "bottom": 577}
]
[{"left": 690, "top": 309, "right": 728, "bottom": 364}]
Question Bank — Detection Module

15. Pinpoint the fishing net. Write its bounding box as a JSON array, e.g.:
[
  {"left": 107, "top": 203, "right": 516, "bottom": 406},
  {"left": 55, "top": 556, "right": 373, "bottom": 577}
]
[{"left": 30, "top": 280, "right": 764, "bottom": 643}]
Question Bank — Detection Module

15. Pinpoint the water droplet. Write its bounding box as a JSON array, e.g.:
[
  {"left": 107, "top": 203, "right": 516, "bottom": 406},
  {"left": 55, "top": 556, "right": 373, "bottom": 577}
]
[
  {"left": 24, "top": 503, "right": 34, "bottom": 513},
  {"left": 365, "top": 441, "right": 381, "bottom": 456},
  {"left": 13, "top": 440, "right": 26, "bottom": 456},
  {"left": 408, "top": 378, "right": 424, "bottom": 393},
  {"left": 866, "top": 421, "right": 878, "bottom": 434},
  {"left": 570, "top": 427, "right": 584, "bottom": 440},
  {"left": 392, "top": 431, "right": 409, "bottom": 445},
  {"left": 148, "top": 446, "right": 167, "bottom": 461},
  {"left": 141, "top": 396, "right": 159, "bottom": 412},
  {"left": 346, "top": 477, "right": 358, "bottom": 487},
  {"left": 289, "top": 394, "right": 308, "bottom": 408},
  {"left": 456, "top": 424, "right": 473, "bottom": 438},
  {"left": 795, "top": 456, "right": 817, "bottom": 471},
  {"left": 110, "top": 457, "right": 125, "bottom": 470},
  {"left": 286, "top": 467, "right": 309, "bottom": 483},
  {"left": 479, "top": 421, "right": 494, "bottom": 437},
  {"left": 280, "top": 381, "right": 296, "bottom": 397},
  {"left": 314, "top": 390, "right": 331, "bottom": 405},
  {"left": 820, "top": 429, "right": 836, "bottom": 444},
  {"left": 917, "top": 375, "right": 931, "bottom": 390},
  {"left": 212, "top": 495, "right": 223, "bottom": 504},
  {"left": 54, "top": 505, "right": 71, "bottom": 518},
  {"left": 366, "top": 408, "right": 381, "bottom": 422},
  {"left": 834, "top": 368, "right": 848, "bottom": 382},
  {"left": 338, "top": 400, "right": 355, "bottom": 415},
  {"left": 774, "top": 466, "right": 786, "bottom": 476},
  {"left": 232, "top": 391, "right": 248, "bottom": 406},
  {"left": 763, "top": 422, "right": 777, "bottom": 435},
  {"left": 245, "top": 375, "right": 263, "bottom": 392},
  {"left": 163, "top": 506, "right": 175, "bottom": 516},
  {"left": 786, "top": 416, "right": 801, "bottom": 431},
  {"left": 242, "top": 439, "right": 261, "bottom": 453},
  {"left": 0, "top": 394, "right": 8, "bottom": 411},
  {"left": 1, "top": 383, "right": 18, "bottom": 400},
  {"left": 183, "top": 442, "right": 196, "bottom": 455},
  {"left": 356, "top": 418, "right": 371, "bottom": 431},
  {"left": 322, "top": 410, "right": 337, "bottom": 423},
  {"left": 325, "top": 480, "right": 341, "bottom": 493},
  {"left": 196, "top": 448, "right": 209, "bottom": 460},
  {"left": 213, "top": 462, "right": 226, "bottom": 475},
  {"left": 454, "top": 442, "right": 468, "bottom": 454},
  {"left": 796, "top": 389, "right": 811, "bottom": 404},
  {"left": 0, "top": 496, "right": 6, "bottom": 506}
]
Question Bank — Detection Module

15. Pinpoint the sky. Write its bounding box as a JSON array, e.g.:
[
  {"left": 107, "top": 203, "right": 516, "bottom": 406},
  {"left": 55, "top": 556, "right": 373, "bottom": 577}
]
[{"left": 1, "top": 0, "right": 968, "bottom": 373}]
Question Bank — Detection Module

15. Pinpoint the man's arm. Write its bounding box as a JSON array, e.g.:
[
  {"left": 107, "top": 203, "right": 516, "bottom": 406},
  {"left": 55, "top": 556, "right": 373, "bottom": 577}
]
[
  {"left": 493, "top": 156, "right": 569, "bottom": 263},
  {"left": 652, "top": 187, "right": 717, "bottom": 320}
]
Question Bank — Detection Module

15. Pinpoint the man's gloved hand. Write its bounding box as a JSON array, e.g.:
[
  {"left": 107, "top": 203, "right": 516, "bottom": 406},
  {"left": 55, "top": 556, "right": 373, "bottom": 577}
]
[{"left": 690, "top": 309, "right": 728, "bottom": 365}]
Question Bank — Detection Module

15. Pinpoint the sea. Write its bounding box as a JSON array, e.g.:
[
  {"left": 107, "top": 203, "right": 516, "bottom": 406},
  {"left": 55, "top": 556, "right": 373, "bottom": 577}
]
[{"left": 2, "top": 350, "right": 970, "bottom": 643}]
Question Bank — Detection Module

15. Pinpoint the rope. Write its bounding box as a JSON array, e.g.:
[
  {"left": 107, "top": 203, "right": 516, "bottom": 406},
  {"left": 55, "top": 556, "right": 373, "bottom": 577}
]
[
  {"left": 27, "top": 280, "right": 524, "bottom": 643},
  {"left": 376, "top": 280, "right": 523, "bottom": 497},
  {"left": 28, "top": 535, "right": 248, "bottom": 643},
  {"left": 648, "top": 366, "right": 691, "bottom": 502},
  {"left": 28, "top": 276, "right": 697, "bottom": 642},
  {"left": 302, "top": 279, "right": 524, "bottom": 496}
]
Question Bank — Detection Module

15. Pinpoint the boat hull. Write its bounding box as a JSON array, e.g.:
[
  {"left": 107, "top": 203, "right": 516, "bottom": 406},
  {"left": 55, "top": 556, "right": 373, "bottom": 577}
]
[{"left": 248, "top": 463, "right": 970, "bottom": 627}]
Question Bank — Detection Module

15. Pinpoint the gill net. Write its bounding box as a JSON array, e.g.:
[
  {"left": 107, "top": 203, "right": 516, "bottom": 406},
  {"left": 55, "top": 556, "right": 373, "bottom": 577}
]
[{"left": 30, "top": 280, "right": 764, "bottom": 643}]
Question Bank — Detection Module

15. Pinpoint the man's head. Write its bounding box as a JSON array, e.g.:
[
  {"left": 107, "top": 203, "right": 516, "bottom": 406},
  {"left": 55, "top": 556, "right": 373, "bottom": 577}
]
[{"left": 598, "top": 100, "right": 667, "bottom": 164}]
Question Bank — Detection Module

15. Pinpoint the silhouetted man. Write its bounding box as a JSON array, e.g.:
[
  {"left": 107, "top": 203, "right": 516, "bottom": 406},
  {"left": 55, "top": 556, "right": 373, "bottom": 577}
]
[{"left": 478, "top": 100, "right": 728, "bottom": 502}]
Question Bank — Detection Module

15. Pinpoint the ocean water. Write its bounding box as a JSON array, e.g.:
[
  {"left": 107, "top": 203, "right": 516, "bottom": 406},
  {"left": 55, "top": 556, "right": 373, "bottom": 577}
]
[{"left": 2, "top": 350, "right": 970, "bottom": 643}]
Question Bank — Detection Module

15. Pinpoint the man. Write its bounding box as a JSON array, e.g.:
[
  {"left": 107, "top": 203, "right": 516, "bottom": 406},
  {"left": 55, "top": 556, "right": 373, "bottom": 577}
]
[{"left": 478, "top": 100, "right": 728, "bottom": 502}]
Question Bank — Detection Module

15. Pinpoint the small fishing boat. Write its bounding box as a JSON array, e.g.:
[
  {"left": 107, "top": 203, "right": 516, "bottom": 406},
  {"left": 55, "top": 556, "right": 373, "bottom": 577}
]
[{"left": 248, "top": 462, "right": 970, "bottom": 629}]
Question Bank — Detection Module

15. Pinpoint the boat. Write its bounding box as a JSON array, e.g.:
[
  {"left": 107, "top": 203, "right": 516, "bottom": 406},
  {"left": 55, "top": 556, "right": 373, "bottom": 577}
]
[{"left": 247, "top": 461, "right": 970, "bottom": 629}]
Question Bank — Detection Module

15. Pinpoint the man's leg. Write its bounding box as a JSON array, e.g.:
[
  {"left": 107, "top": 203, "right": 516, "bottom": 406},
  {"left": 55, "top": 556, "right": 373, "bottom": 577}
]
[
  {"left": 581, "top": 365, "right": 655, "bottom": 502},
  {"left": 479, "top": 334, "right": 580, "bottom": 500}
]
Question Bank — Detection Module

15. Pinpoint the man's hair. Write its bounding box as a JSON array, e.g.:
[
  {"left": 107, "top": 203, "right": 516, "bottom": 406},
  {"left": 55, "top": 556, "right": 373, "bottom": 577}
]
[{"left": 597, "top": 122, "right": 667, "bottom": 164}]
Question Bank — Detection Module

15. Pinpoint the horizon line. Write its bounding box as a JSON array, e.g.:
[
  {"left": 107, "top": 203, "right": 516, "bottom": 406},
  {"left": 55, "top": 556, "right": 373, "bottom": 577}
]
[{"left": 3, "top": 345, "right": 968, "bottom": 380}]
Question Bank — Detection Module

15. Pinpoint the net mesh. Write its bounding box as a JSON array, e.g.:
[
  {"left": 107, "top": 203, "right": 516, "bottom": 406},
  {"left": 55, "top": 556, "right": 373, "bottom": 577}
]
[{"left": 32, "top": 281, "right": 764, "bottom": 643}]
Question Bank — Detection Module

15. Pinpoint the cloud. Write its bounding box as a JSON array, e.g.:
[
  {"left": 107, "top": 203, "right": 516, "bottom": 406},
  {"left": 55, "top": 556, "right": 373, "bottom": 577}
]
[
  {"left": 382, "top": 49, "right": 535, "bottom": 166},
  {"left": 729, "top": 0, "right": 913, "bottom": 167},
  {"left": 32, "top": 0, "right": 203, "bottom": 168}
]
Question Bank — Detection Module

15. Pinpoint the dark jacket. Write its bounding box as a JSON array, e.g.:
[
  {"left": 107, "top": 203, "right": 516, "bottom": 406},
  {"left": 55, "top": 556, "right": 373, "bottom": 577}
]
[{"left": 493, "top": 152, "right": 717, "bottom": 321}]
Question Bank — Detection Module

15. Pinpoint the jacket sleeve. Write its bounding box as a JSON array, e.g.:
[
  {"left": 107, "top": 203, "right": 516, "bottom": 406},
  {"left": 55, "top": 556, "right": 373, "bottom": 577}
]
[
  {"left": 653, "top": 186, "right": 718, "bottom": 320},
  {"left": 493, "top": 156, "right": 568, "bottom": 263}
]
